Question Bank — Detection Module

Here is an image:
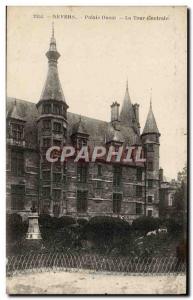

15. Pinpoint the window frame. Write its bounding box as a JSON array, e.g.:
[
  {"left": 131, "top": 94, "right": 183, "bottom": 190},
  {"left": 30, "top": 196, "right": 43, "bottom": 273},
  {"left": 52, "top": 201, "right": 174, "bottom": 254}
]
[
  {"left": 11, "top": 150, "right": 24, "bottom": 176},
  {"left": 77, "top": 164, "right": 88, "bottom": 183},
  {"left": 136, "top": 168, "right": 142, "bottom": 181},
  {"left": 77, "top": 190, "right": 88, "bottom": 212},
  {"left": 136, "top": 185, "right": 143, "bottom": 197},
  {"left": 113, "top": 193, "right": 122, "bottom": 213},
  {"left": 113, "top": 165, "right": 122, "bottom": 187},
  {"left": 11, "top": 185, "right": 25, "bottom": 210},
  {"left": 136, "top": 202, "right": 143, "bottom": 214},
  {"left": 148, "top": 179, "right": 153, "bottom": 188},
  {"left": 43, "top": 103, "right": 51, "bottom": 114},
  {"left": 147, "top": 161, "right": 154, "bottom": 171}
]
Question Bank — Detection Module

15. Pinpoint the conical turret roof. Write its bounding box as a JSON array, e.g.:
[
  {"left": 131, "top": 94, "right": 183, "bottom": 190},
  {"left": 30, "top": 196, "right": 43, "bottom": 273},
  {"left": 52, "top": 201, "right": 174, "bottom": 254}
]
[
  {"left": 40, "top": 24, "right": 67, "bottom": 103},
  {"left": 142, "top": 101, "right": 159, "bottom": 135},
  {"left": 120, "top": 81, "right": 136, "bottom": 126}
]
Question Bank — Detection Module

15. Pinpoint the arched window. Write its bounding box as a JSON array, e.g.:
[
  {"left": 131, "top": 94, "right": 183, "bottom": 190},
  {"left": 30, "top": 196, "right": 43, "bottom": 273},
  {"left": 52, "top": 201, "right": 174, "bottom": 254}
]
[{"left": 168, "top": 194, "right": 174, "bottom": 206}]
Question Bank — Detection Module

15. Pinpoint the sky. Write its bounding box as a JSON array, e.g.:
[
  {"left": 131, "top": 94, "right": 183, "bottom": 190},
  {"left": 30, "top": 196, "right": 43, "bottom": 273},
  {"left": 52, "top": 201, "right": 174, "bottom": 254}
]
[{"left": 6, "top": 6, "right": 187, "bottom": 179}]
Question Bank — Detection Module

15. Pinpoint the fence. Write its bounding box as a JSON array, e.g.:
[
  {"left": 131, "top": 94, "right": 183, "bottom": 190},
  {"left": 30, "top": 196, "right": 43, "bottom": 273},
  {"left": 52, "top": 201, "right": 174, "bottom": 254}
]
[{"left": 6, "top": 253, "right": 186, "bottom": 276}]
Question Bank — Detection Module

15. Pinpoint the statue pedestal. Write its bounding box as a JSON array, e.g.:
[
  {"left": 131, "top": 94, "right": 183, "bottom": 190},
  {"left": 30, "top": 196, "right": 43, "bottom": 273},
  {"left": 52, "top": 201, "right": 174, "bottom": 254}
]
[{"left": 26, "top": 212, "right": 42, "bottom": 240}]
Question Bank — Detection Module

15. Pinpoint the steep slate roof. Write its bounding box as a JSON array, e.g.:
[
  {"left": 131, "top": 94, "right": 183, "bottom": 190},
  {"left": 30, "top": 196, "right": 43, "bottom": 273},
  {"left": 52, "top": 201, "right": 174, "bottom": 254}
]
[
  {"left": 40, "top": 64, "right": 66, "bottom": 102},
  {"left": 6, "top": 97, "right": 140, "bottom": 148},
  {"left": 40, "top": 28, "right": 66, "bottom": 103},
  {"left": 7, "top": 97, "right": 39, "bottom": 149},
  {"left": 106, "top": 124, "right": 124, "bottom": 144},
  {"left": 142, "top": 102, "right": 159, "bottom": 135},
  {"left": 7, "top": 100, "right": 25, "bottom": 121},
  {"left": 71, "top": 117, "right": 89, "bottom": 136},
  {"left": 119, "top": 82, "right": 136, "bottom": 127}
]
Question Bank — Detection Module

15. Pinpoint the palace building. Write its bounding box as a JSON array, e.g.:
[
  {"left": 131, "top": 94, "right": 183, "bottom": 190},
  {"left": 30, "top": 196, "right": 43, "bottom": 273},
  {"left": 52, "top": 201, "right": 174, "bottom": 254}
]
[{"left": 6, "top": 28, "right": 172, "bottom": 222}]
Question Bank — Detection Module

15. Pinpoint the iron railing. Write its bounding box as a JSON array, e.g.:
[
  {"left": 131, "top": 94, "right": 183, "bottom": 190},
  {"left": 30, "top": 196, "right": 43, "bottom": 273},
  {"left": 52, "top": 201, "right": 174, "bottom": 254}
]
[{"left": 6, "top": 253, "right": 186, "bottom": 276}]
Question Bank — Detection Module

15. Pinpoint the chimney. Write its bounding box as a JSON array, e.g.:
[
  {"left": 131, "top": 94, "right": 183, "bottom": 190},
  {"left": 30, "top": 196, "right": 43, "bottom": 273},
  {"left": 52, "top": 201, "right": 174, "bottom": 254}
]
[
  {"left": 133, "top": 103, "right": 140, "bottom": 125},
  {"left": 111, "top": 101, "right": 120, "bottom": 123},
  {"left": 159, "top": 168, "right": 163, "bottom": 182}
]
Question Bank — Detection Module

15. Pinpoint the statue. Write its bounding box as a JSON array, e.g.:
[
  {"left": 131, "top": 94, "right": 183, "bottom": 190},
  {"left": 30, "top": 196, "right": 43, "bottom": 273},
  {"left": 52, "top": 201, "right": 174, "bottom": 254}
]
[{"left": 26, "top": 205, "right": 42, "bottom": 240}]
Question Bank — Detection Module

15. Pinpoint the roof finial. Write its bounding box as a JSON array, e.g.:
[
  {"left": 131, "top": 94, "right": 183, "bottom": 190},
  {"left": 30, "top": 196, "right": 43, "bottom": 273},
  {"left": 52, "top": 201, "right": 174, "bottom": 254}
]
[
  {"left": 126, "top": 78, "right": 128, "bottom": 91},
  {"left": 52, "top": 22, "right": 54, "bottom": 38},
  {"left": 150, "top": 88, "right": 152, "bottom": 109}
]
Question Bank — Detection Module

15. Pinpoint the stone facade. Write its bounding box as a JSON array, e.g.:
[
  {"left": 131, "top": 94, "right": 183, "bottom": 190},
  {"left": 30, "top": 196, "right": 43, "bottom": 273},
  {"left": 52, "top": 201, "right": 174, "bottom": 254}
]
[{"left": 6, "top": 28, "right": 168, "bottom": 222}]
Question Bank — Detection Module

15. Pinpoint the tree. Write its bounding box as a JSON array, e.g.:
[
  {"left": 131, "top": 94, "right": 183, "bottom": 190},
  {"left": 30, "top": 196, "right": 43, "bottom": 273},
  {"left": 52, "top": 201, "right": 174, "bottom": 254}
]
[
  {"left": 174, "top": 165, "right": 187, "bottom": 215},
  {"left": 173, "top": 165, "right": 187, "bottom": 235}
]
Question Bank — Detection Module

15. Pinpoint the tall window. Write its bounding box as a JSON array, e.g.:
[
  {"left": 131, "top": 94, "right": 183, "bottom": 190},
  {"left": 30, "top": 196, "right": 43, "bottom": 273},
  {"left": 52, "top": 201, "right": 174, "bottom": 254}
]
[
  {"left": 11, "top": 123, "right": 24, "bottom": 141},
  {"left": 77, "top": 164, "right": 88, "bottom": 183},
  {"left": 11, "top": 185, "right": 25, "bottom": 210},
  {"left": 42, "top": 187, "right": 50, "bottom": 198},
  {"left": 147, "top": 161, "right": 153, "bottom": 171},
  {"left": 53, "top": 104, "right": 61, "bottom": 115},
  {"left": 77, "top": 190, "right": 88, "bottom": 212},
  {"left": 136, "top": 168, "right": 142, "bottom": 181},
  {"left": 53, "top": 122, "right": 62, "bottom": 133},
  {"left": 136, "top": 203, "right": 143, "bottom": 214},
  {"left": 113, "top": 193, "right": 122, "bottom": 213},
  {"left": 11, "top": 150, "right": 24, "bottom": 176},
  {"left": 43, "top": 138, "right": 51, "bottom": 147},
  {"left": 148, "top": 180, "right": 153, "bottom": 188},
  {"left": 113, "top": 165, "right": 122, "bottom": 187},
  {"left": 53, "top": 204, "right": 60, "bottom": 217},
  {"left": 96, "top": 181, "right": 102, "bottom": 189},
  {"left": 97, "top": 165, "right": 102, "bottom": 177},
  {"left": 148, "top": 195, "right": 153, "bottom": 203},
  {"left": 42, "top": 170, "right": 50, "bottom": 180},
  {"left": 147, "top": 209, "right": 153, "bottom": 217},
  {"left": 43, "top": 104, "right": 51, "bottom": 114},
  {"left": 43, "top": 120, "right": 51, "bottom": 129},
  {"left": 136, "top": 185, "right": 142, "bottom": 197},
  {"left": 52, "top": 189, "right": 61, "bottom": 200},
  {"left": 168, "top": 194, "right": 174, "bottom": 206},
  {"left": 53, "top": 173, "right": 61, "bottom": 182}
]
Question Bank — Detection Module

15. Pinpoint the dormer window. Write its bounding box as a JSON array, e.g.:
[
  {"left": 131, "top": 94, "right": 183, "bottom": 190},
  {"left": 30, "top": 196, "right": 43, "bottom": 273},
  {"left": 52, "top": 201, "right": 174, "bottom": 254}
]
[
  {"left": 43, "top": 103, "right": 51, "bottom": 114},
  {"left": 10, "top": 123, "right": 24, "bottom": 141},
  {"left": 77, "top": 138, "right": 87, "bottom": 149}
]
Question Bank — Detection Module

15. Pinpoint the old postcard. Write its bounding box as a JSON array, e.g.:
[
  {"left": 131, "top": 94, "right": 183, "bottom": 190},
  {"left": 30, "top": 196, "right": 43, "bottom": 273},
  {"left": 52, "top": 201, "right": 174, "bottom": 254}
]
[{"left": 6, "top": 6, "right": 187, "bottom": 295}]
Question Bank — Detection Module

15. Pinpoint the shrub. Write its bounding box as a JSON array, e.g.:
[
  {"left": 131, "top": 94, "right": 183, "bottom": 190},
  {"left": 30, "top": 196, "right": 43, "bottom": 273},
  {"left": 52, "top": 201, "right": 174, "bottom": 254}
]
[
  {"left": 82, "top": 216, "right": 131, "bottom": 248},
  {"left": 39, "top": 214, "right": 53, "bottom": 228},
  {"left": 6, "top": 214, "right": 27, "bottom": 242},
  {"left": 58, "top": 216, "right": 76, "bottom": 227},
  {"left": 164, "top": 218, "right": 184, "bottom": 234},
  {"left": 132, "top": 217, "right": 161, "bottom": 233},
  {"left": 39, "top": 214, "right": 76, "bottom": 229},
  {"left": 77, "top": 218, "right": 88, "bottom": 227}
]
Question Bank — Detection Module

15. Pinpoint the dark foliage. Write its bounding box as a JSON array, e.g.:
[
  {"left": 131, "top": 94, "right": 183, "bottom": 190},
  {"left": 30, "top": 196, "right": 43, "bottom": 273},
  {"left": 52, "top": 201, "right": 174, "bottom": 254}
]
[
  {"left": 164, "top": 218, "right": 184, "bottom": 234},
  {"left": 77, "top": 218, "right": 88, "bottom": 227},
  {"left": 39, "top": 214, "right": 76, "bottom": 229},
  {"left": 6, "top": 214, "right": 28, "bottom": 241},
  {"left": 81, "top": 216, "right": 131, "bottom": 251},
  {"left": 132, "top": 216, "right": 161, "bottom": 233}
]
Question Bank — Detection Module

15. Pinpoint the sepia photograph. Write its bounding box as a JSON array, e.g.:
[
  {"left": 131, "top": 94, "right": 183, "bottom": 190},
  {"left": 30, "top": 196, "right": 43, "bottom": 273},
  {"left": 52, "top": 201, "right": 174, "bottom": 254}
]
[{"left": 6, "top": 6, "right": 187, "bottom": 295}]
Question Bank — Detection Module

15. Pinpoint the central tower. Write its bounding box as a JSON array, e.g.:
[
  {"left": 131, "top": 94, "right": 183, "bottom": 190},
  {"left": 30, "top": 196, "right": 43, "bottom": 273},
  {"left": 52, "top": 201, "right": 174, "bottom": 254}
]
[{"left": 36, "top": 25, "right": 69, "bottom": 216}]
